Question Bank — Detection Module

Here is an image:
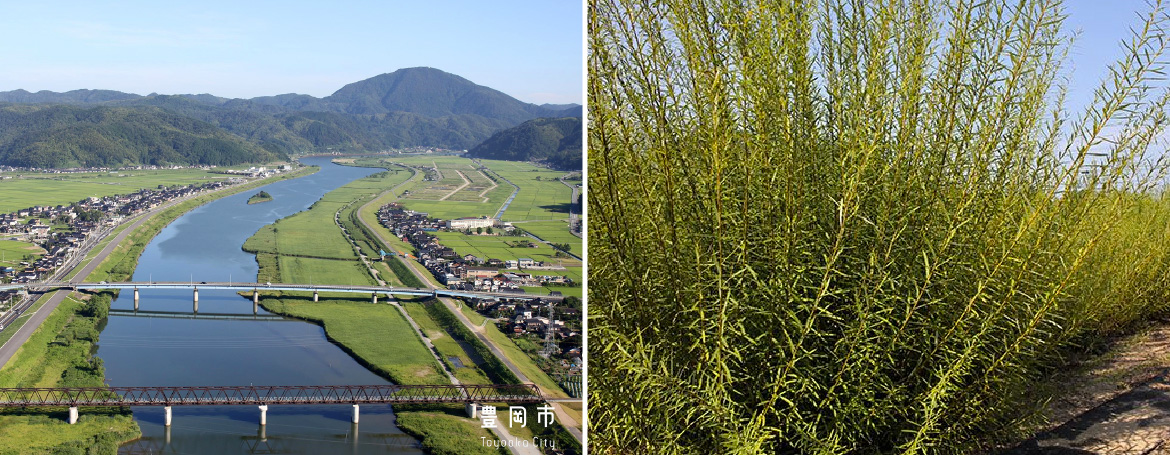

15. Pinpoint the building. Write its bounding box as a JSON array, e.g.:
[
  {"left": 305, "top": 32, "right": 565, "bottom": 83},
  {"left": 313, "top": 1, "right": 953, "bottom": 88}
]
[
  {"left": 517, "top": 258, "right": 536, "bottom": 268},
  {"left": 447, "top": 217, "right": 496, "bottom": 230}
]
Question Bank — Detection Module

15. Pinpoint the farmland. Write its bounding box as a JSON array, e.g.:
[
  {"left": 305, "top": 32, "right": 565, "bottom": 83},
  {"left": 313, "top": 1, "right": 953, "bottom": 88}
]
[
  {"left": 0, "top": 168, "right": 235, "bottom": 213},
  {"left": 242, "top": 167, "right": 413, "bottom": 285},
  {"left": 515, "top": 220, "right": 582, "bottom": 248},
  {"left": 0, "top": 240, "right": 44, "bottom": 269}
]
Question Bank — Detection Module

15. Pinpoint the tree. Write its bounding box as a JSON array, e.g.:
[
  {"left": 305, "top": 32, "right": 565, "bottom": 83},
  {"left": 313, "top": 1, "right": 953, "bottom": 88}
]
[
  {"left": 486, "top": 227, "right": 494, "bottom": 234},
  {"left": 476, "top": 227, "right": 483, "bottom": 234}
]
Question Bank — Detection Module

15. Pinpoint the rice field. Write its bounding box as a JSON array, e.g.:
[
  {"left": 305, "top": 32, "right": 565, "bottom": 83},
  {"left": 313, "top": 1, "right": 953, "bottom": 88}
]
[
  {"left": 0, "top": 239, "right": 43, "bottom": 269},
  {"left": 514, "top": 220, "right": 582, "bottom": 248}
]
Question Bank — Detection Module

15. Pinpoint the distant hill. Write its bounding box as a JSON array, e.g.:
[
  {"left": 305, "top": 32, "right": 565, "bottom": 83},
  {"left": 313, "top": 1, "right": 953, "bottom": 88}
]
[
  {"left": 0, "top": 104, "right": 282, "bottom": 168},
  {"left": 468, "top": 117, "right": 582, "bottom": 170},
  {"left": 0, "top": 68, "right": 581, "bottom": 167},
  {"left": 0, "top": 89, "right": 141, "bottom": 105}
]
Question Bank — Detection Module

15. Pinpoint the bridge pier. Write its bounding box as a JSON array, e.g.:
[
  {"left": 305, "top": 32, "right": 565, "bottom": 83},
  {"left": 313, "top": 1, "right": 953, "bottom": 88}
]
[
  {"left": 193, "top": 288, "right": 199, "bottom": 313},
  {"left": 133, "top": 288, "right": 139, "bottom": 311},
  {"left": 258, "top": 405, "right": 268, "bottom": 425},
  {"left": 164, "top": 406, "right": 172, "bottom": 426},
  {"left": 466, "top": 403, "right": 478, "bottom": 418},
  {"left": 165, "top": 424, "right": 171, "bottom": 445},
  {"left": 253, "top": 290, "right": 259, "bottom": 304},
  {"left": 352, "top": 404, "right": 359, "bottom": 423},
  {"left": 313, "top": 290, "right": 318, "bottom": 302},
  {"left": 258, "top": 424, "right": 267, "bottom": 442},
  {"left": 351, "top": 422, "right": 359, "bottom": 449},
  {"left": 372, "top": 293, "right": 377, "bottom": 304},
  {"left": 68, "top": 406, "right": 78, "bottom": 424}
]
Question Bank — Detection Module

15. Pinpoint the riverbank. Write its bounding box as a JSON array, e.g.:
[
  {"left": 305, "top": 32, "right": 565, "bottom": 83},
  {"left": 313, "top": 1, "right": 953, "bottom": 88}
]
[{"left": 0, "top": 165, "right": 321, "bottom": 453}]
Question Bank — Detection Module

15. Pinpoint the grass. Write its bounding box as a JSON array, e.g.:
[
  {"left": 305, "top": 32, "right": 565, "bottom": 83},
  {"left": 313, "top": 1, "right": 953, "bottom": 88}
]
[
  {"left": 277, "top": 256, "right": 374, "bottom": 286},
  {"left": 0, "top": 168, "right": 233, "bottom": 213},
  {"left": 0, "top": 239, "right": 44, "bottom": 270},
  {"left": 394, "top": 411, "right": 504, "bottom": 455},
  {"left": 590, "top": 1, "right": 1170, "bottom": 453},
  {"left": 513, "top": 220, "right": 581, "bottom": 248},
  {"left": 259, "top": 298, "right": 446, "bottom": 385},
  {"left": 402, "top": 301, "right": 492, "bottom": 385}
]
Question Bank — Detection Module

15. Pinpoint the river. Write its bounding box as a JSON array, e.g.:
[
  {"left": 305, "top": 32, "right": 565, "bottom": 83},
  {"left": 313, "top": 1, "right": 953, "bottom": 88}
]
[{"left": 95, "top": 157, "right": 425, "bottom": 454}]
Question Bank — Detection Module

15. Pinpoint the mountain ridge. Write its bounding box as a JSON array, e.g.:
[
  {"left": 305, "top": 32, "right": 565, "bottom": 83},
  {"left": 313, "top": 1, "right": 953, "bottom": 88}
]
[{"left": 0, "top": 68, "right": 581, "bottom": 168}]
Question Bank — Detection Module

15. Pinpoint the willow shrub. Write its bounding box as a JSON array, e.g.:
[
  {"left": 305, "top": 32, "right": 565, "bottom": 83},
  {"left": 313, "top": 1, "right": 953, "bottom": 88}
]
[{"left": 589, "top": 0, "right": 1170, "bottom": 453}]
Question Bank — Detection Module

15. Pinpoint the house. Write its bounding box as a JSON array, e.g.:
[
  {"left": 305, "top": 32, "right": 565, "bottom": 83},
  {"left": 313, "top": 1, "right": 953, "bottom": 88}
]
[{"left": 517, "top": 258, "right": 535, "bottom": 268}]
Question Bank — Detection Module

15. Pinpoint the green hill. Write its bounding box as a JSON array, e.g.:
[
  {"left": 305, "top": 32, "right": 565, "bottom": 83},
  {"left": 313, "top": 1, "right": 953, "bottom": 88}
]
[
  {"left": 0, "top": 68, "right": 582, "bottom": 167},
  {"left": 0, "top": 104, "right": 283, "bottom": 168},
  {"left": 468, "top": 117, "right": 582, "bottom": 169}
]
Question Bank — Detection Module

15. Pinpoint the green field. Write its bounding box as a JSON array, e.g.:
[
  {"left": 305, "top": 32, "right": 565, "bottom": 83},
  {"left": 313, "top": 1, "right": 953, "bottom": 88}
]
[
  {"left": 0, "top": 168, "right": 236, "bottom": 213},
  {"left": 259, "top": 298, "right": 446, "bottom": 385},
  {"left": 479, "top": 160, "right": 574, "bottom": 221},
  {"left": 278, "top": 256, "right": 375, "bottom": 286},
  {"left": 513, "top": 221, "right": 581, "bottom": 250},
  {"left": 0, "top": 240, "right": 44, "bottom": 270}
]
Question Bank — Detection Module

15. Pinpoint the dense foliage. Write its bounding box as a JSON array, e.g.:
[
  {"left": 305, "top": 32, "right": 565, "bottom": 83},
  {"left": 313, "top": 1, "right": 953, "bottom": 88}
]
[
  {"left": 0, "top": 104, "right": 282, "bottom": 167},
  {"left": 590, "top": 0, "right": 1170, "bottom": 453},
  {"left": 469, "top": 117, "right": 583, "bottom": 170}
]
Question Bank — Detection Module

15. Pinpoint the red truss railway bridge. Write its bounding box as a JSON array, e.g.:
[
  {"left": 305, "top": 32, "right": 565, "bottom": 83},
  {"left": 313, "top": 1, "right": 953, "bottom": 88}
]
[{"left": 0, "top": 383, "right": 548, "bottom": 425}]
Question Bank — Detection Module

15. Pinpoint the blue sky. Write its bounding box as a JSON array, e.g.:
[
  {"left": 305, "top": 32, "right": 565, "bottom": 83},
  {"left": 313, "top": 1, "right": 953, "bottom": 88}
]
[
  {"left": 1063, "top": 1, "right": 1152, "bottom": 115},
  {"left": 0, "top": 1, "right": 583, "bottom": 104}
]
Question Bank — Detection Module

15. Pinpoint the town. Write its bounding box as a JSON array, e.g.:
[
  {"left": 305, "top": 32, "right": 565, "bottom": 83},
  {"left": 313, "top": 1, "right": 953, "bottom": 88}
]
[
  {"left": 376, "top": 202, "right": 581, "bottom": 372},
  {"left": 0, "top": 169, "right": 294, "bottom": 311}
]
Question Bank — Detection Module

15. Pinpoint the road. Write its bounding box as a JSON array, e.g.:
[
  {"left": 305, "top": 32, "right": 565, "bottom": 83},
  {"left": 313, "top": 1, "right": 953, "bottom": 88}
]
[
  {"left": 558, "top": 174, "right": 582, "bottom": 238},
  {"left": 354, "top": 175, "right": 584, "bottom": 443}
]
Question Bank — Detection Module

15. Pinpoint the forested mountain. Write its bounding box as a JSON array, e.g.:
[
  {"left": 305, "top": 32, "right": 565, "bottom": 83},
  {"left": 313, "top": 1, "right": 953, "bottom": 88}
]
[
  {"left": 0, "top": 89, "right": 141, "bottom": 105},
  {"left": 0, "top": 67, "right": 580, "bottom": 168},
  {"left": 468, "top": 117, "right": 582, "bottom": 170},
  {"left": 0, "top": 104, "right": 281, "bottom": 168}
]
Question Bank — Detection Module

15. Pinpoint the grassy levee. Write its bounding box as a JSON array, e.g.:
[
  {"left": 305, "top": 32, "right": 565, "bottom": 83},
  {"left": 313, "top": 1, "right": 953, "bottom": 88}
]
[
  {"left": 0, "top": 293, "right": 138, "bottom": 454},
  {"left": 591, "top": 1, "right": 1170, "bottom": 453},
  {"left": 259, "top": 297, "right": 446, "bottom": 384}
]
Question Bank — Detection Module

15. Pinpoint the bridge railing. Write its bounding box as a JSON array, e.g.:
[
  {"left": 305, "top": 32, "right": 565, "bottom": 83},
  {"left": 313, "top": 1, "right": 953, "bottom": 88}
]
[{"left": 0, "top": 384, "right": 542, "bottom": 407}]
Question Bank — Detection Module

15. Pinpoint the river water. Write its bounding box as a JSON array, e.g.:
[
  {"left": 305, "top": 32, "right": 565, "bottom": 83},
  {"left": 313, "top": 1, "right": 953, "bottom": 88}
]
[{"left": 95, "top": 157, "right": 425, "bottom": 454}]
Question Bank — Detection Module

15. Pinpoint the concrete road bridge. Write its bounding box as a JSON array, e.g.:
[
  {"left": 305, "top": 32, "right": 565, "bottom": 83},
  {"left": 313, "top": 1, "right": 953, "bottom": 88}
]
[{"left": 0, "top": 281, "right": 560, "bottom": 310}]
